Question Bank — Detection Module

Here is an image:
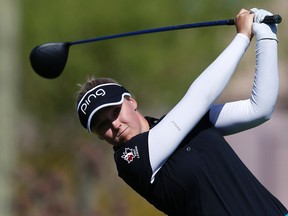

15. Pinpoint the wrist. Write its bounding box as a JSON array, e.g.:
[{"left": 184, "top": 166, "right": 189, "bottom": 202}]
[
  {"left": 236, "top": 33, "right": 251, "bottom": 44},
  {"left": 253, "top": 23, "right": 278, "bottom": 41}
]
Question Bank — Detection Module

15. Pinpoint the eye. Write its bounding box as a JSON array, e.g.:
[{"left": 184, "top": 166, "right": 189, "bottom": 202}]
[
  {"left": 90, "top": 106, "right": 121, "bottom": 134},
  {"left": 94, "top": 120, "right": 110, "bottom": 133},
  {"left": 113, "top": 107, "right": 121, "bottom": 117}
]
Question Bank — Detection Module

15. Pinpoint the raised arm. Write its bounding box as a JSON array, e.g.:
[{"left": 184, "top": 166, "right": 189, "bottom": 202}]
[
  {"left": 209, "top": 8, "right": 279, "bottom": 135},
  {"left": 148, "top": 9, "right": 253, "bottom": 181}
]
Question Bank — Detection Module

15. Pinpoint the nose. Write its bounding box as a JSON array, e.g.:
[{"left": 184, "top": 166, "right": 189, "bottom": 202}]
[{"left": 111, "top": 119, "right": 121, "bottom": 130}]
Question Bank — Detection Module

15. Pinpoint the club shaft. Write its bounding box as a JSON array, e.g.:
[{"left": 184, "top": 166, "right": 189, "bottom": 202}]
[
  {"left": 69, "top": 20, "right": 229, "bottom": 46},
  {"left": 69, "top": 15, "right": 281, "bottom": 46}
]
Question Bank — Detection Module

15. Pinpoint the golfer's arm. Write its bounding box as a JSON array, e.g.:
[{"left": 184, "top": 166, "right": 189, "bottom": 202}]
[
  {"left": 148, "top": 33, "right": 250, "bottom": 182},
  {"left": 209, "top": 39, "right": 278, "bottom": 135}
]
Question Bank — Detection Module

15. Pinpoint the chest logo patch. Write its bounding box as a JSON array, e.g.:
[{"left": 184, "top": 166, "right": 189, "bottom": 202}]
[{"left": 121, "top": 147, "right": 140, "bottom": 163}]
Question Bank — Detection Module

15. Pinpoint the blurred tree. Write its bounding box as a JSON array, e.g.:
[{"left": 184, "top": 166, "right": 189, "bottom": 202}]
[{"left": 0, "top": 0, "right": 21, "bottom": 216}]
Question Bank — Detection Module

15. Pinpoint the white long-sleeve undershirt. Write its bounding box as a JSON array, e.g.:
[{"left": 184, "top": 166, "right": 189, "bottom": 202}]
[
  {"left": 209, "top": 39, "right": 278, "bottom": 134},
  {"left": 148, "top": 34, "right": 278, "bottom": 183}
]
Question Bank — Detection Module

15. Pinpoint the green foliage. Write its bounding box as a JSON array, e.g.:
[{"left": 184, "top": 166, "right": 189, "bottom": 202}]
[{"left": 23, "top": 0, "right": 263, "bottom": 117}]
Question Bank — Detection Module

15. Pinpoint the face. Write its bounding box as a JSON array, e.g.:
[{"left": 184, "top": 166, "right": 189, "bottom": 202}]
[{"left": 91, "top": 98, "right": 146, "bottom": 146}]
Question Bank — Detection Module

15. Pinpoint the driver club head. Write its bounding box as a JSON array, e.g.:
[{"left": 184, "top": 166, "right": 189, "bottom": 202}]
[{"left": 30, "top": 42, "right": 70, "bottom": 79}]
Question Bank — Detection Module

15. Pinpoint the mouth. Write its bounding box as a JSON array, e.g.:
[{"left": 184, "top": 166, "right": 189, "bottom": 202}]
[{"left": 117, "top": 126, "right": 129, "bottom": 139}]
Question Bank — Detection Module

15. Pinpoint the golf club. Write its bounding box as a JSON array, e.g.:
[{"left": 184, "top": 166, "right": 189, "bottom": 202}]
[{"left": 30, "top": 15, "right": 282, "bottom": 79}]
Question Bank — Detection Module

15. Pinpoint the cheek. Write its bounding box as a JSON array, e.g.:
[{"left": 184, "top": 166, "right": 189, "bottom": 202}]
[
  {"left": 103, "top": 129, "right": 113, "bottom": 139},
  {"left": 128, "top": 115, "right": 143, "bottom": 133},
  {"left": 102, "top": 131, "right": 116, "bottom": 144},
  {"left": 120, "top": 103, "right": 141, "bottom": 129},
  {"left": 125, "top": 109, "right": 139, "bottom": 125},
  {"left": 95, "top": 128, "right": 112, "bottom": 140}
]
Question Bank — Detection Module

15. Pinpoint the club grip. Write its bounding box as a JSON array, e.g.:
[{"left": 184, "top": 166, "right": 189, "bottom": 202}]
[
  {"left": 262, "top": 14, "right": 282, "bottom": 24},
  {"left": 226, "top": 14, "right": 282, "bottom": 25}
]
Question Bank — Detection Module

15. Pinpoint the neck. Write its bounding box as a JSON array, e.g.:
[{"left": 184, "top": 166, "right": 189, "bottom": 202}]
[{"left": 137, "top": 111, "right": 150, "bottom": 133}]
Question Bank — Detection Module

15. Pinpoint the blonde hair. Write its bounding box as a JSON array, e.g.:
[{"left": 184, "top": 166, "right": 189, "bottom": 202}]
[{"left": 75, "top": 76, "right": 118, "bottom": 105}]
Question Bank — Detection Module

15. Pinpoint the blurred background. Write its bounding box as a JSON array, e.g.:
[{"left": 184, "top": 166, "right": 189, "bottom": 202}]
[{"left": 0, "top": 0, "right": 287, "bottom": 215}]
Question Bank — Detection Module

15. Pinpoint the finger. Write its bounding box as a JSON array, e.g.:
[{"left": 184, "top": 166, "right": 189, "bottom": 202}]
[{"left": 237, "top": 8, "right": 249, "bottom": 16}]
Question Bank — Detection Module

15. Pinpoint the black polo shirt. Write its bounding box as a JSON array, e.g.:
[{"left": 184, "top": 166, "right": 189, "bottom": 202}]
[{"left": 114, "top": 114, "right": 288, "bottom": 216}]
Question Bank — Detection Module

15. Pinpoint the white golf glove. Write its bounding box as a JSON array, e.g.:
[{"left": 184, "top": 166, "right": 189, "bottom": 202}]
[{"left": 250, "top": 8, "right": 278, "bottom": 41}]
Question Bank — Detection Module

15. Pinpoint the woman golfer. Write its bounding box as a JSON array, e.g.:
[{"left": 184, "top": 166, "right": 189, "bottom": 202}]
[{"left": 76, "top": 8, "right": 288, "bottom": 216}]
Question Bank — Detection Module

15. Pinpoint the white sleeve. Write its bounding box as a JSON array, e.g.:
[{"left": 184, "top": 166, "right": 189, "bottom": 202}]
[
  {"left": 148, "top": 33, "right": 250, "bottom": 182},
  {"left": 209, "top": 39, "right": 278, "bottom": 135}
]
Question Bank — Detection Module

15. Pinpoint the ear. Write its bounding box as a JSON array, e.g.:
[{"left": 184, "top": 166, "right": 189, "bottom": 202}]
[{"left": 127, "top": 97, "right": 138, "bottom": 110}]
